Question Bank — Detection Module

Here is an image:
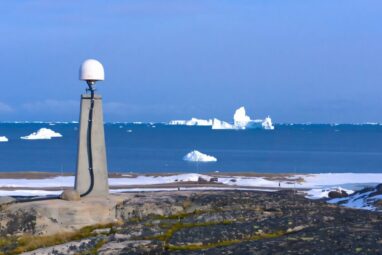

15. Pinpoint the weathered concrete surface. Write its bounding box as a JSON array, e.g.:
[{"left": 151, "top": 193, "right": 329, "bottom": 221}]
[{"left": 75, "top": 94, "right": 109, "bottom": 197}]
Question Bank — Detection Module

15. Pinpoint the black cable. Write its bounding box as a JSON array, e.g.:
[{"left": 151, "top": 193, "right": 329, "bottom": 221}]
[
  {"left": 16, "top": 83, "right": 96, "bottom": 203},
  {"left": 80, "top": 82, "right": 95, "bottom": 197}
]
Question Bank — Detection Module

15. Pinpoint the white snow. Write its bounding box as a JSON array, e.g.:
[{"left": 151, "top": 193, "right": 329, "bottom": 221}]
[
  {"left": 20, "top": 128, "right": 62, "bottom": 140},
  {"left": 0, "top": 136, "right": 8, "bottom": 142},
  {"left": 3, "top": 172, "right": 382, "bottom": 211},
  {"left": 183, "top": 150, "right": 217, "bottom": 162},
  {"left": 305, "top": 187, "right": 354, "bottom": 199}
]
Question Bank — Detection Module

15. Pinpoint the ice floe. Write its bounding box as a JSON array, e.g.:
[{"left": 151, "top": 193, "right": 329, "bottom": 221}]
[
  {"left": 183, "top": 150, "right": 217, "bottom": 162},
  {"left": 20, "top": 128, "right": 62, "bottom": 140},
  {"left": 0, "top": 136, "right": 8, "bottom": 142}
]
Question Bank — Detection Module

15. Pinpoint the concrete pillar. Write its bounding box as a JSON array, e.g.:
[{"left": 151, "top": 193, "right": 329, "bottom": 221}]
[{"left": 75, "top": 94, "right": 109, "bottom": 197}]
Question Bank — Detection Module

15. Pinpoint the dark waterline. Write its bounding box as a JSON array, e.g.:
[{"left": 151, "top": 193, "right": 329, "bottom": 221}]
[{"left": 0, "top": 123, "right": 382, "bottom": 174}]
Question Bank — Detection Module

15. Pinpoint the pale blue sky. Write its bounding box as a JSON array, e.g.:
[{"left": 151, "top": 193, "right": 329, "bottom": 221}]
[{"left": 0, "top": 0, "right": 381, "bottom": 123}]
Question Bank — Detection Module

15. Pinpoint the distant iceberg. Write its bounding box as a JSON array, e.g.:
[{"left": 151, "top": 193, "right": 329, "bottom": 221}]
[
  {"left": 183, "top": 150, "right": 217, "bottom": 162},
  {"left": 233, "top": 106, "right": 251, "bottom": 129},
  {"left": 0, "top": 136, "right": 8, "bottom": 142},
  {"left": 20, "top": 128, "right": 62, "bottom": 140},
  {"left": 211, "top": 118, "right": 235, "bottom": 130},
  {"left": 169, "top": 106, "right": 274, "bottom": 130},
  {"left": 262, "top": 116, "right": 274, "bottom": 130},
  {"left": 169, "top": 118, "right": 213, "bottom": 126}
]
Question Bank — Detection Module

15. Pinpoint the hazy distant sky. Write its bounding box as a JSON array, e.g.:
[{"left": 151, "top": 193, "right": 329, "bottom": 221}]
[{"left": 0, "top": 0, "right": 381, "bottom": 123}]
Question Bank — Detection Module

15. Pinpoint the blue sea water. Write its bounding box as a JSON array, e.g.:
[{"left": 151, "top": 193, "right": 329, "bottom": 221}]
[{"left": 0, "top": 122, "right": 382, "bottom": 174}]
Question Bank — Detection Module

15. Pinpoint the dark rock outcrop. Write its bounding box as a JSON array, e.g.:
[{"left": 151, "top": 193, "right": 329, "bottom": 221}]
[
  {"left": 328, "top": 190, "right": 348, "bottom": 198},
  {"left": 2, "top": 190, "right": 382, "bottom": 254}
]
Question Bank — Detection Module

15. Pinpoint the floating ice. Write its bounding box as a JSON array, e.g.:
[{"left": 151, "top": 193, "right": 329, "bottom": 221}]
[
  {"left": 0, "top": 136, "right": 8, "bottom": 142},
  {"left": 262, "top": 116, "right": 275, "bottom": 130},
  {"left": 211, "top": 118, "right": 235, "bottom": 130},
  {"left": 169, "top": 118, "right": 213, "bottom": 126},
  {"left": 20, "top": 128, "right": 62, "bottom": 140},
  {"left": 233, "top": 106, "right": 251, "bottom": 129},
  {"left": 169, "top": 106, "right": 274, "bottom": 130},
  {"left": 183, "top": 150, "right": 217, "bottom": 162}
]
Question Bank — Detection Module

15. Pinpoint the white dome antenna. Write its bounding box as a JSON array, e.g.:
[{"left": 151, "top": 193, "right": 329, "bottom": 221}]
[{"left": 79, "top": 59, "right": 105, "bottom": 90}]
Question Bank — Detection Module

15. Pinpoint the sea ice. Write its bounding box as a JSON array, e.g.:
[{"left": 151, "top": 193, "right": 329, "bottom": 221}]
[
  {"left": 20, "top": 128, "right": 62, "bottom": 140},
  {"left": 0, "top": 136, "right": 8, "bottom": 142},
  {"left": 183, "top": 150, "right": 217, "bottom": 162}
]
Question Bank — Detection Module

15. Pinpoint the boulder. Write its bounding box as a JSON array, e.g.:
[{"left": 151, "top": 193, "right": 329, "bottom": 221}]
[
  {"left": 60, "top": 189, "right": 81, "bottom": 201},
  {"left": 0, "top": 196, "right": 16, "bottom": 206},
  {"left": 210, "top": 177, "right": 219, "bottom": 183},
  {"left": 197, "top": 176, "right": 209, "bottom": 184},
  {"left": 328, "top": 190, "right": 348, "bottom": 199}
]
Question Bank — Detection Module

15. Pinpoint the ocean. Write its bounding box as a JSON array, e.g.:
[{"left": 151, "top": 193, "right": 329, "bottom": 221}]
[{"left": 0, "top": 122, "right": 382, "bottom": 174}]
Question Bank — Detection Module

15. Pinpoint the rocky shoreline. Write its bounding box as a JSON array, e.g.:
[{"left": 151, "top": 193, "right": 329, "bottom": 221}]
[{"left": 1, "top": 189, "right": 382, "bottom": 254}]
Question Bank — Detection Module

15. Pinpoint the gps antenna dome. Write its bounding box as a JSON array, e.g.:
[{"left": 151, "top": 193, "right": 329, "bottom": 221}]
[{"left": 79, "top": 59, "right": 105, "bottom": 87}]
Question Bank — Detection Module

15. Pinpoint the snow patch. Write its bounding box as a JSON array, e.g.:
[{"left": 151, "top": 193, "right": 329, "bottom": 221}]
[
  {"left": 183, "top": 150, "right": 217, "bottom": 162},
  {"left": 20, "top": 128, "right": 62, "bottom": 140}
]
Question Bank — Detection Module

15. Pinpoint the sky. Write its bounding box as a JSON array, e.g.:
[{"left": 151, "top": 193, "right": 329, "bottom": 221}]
[{"left": 0, "top": 0, "right": 381, "bottom": 123}]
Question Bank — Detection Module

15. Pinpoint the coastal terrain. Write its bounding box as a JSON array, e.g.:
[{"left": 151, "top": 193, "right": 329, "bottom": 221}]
[
  {"left": 1, "top": 189, "right": 382, "bottom": 254},
  {"left": 1, "top": 172, "right": 382, "bottom": 254}
]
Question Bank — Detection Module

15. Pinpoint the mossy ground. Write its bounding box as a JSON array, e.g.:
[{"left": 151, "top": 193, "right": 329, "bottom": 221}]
[{"left": 0, "top": 223, "right": 119, "bottom": 255}]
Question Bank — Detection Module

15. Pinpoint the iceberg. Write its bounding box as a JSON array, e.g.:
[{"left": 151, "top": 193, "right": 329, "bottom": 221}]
[
  {"left": 183, "top": 150, "right": 217, "bottom": 162},
  {"left": 20, "top": 128, "right": 62, "bottom": 140},
  {"left": 233, "top": 106, "right": 251, "bottom": 129},
  {"left": 211, "top": 118, "right": 235, "bottom": 130},
  {"left": 169, "top": 106, "right": 274, "bottom": 130},
  {"left": 262, "top": 116, "right": 275, "bottom": 130},
  {"left": 169, "top": 118, "right": 213, "bottom": 126},
  {"left": 0, "top": 136, "right": 8, "bottom": 142}
]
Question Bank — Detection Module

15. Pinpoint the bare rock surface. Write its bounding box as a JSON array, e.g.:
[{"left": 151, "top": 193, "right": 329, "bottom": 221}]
[
  {"left": 21, "top": 237, "right": 105, "bottom": 255},
  {"left": 1, "top": 190, "right": 382, "bottom": 254}
]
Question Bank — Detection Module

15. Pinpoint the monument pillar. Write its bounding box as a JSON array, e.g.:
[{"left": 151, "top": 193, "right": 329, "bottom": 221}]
[{"left": 75, "top": 93, "right": 109, "bottom": 196}]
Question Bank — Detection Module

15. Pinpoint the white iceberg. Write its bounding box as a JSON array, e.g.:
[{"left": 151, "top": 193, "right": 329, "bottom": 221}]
[
  {"left": 0, "top": 136, "right": 8, "bottom": 142},
  {"left": 212, "top": 118, "right": 235, "bottom": 130},
  {"left": 20, "top": 128, "right": 62, "bottom": 140},
  {"left": 183, "top": 150, "right": 217, "bottom": 162},
  {"left": 262, "top": 116, "right": 275, "bottom": 130},
  {"left": 169, "top": 118, "right": 213, "bottom": 126},
  {"left": 169, "top": 106, "right": 274, "bottom": 130},
  {"left": 233, "top": 106, "right": 251, "bottom": 129}
]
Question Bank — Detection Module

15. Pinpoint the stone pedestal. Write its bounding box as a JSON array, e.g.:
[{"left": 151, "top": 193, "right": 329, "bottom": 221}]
[{"left": 75, "top": 94, "right": 109, "bottom": 196}]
